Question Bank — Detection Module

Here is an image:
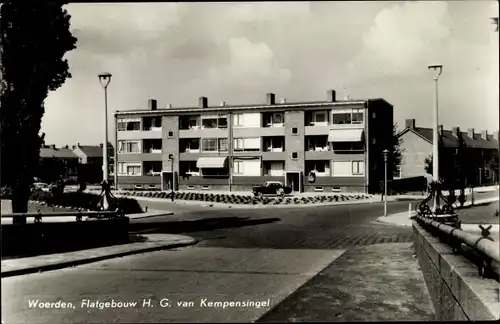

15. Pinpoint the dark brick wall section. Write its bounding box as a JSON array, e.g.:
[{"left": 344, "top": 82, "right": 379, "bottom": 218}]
[
  {"left": 118, "top": 176, "right": 161, "bottom": 184},
  {"left": 306, "top": 176, "right": 364, "bottom": 186},
  {"left": 412, "top": 222, "right": 499, "bottom": 321}
]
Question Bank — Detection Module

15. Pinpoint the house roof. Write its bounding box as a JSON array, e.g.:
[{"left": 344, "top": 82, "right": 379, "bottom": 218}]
[
  {"left": 40, "top": 147, "right": 78, "bottom": 159},
  {"left": 114, "top": 98, "right": 392, "bottom": 117},
  {"left": 74, "top": 145, "right": 114, "bottom": 158},
  {"left": 399, "top": 127, "right": 499, "bottom": 150}
]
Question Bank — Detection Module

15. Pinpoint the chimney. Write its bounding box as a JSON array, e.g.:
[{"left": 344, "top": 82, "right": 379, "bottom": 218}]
[
  {"left": 405, "top": 119, "right": 416, "bottom": 129},
  {"left": 467, "top": 128, "right": 474, "bottom": 138},
  {"left": 438, "top": 125, "right": 444, "bottom": 135},
  {"left": 51, "top": 144, "right": 56, "bottom": 149},
  {"left": 280, "top": 98, "right": 287, "bottom": 104},
  {"left": 100, "top": 143, "right": 103, "bottom": 148},
  {"left": 77, "top": 143, "right": 80, "bottom": 147},
  {"left": 481, "top": 129, "right": 488, "bottom": 140},
  {"left": 452, "top": 127, "right": 459, "bottom": 137},
  {"left": 494, "top": 131, "right": 499, "bottom": 141},
  {"left": 198, "top": 96, "right": 208, "bottom": 108},
  {"left": 220, "top": 101, "right": 226, "bottom": 106},
  {"left": 72, "top": 145, "right": 76, "bottom": 150},
  {"left": 167, "top": 103, "right": 172, "bottom": 108},
  {"left": 266, "top": 93, "right": 275, "bottom": 105},
  {"left": 327, "top": 90, "right": 336, "bottom": 102},
  {"left": 148, "top": 99, "right": 157, "bottom": 111}
]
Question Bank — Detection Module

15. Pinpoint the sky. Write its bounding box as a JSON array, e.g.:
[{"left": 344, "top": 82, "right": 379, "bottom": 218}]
[{"left": 41, "top": 1, "right": 499, "bottom": 146}]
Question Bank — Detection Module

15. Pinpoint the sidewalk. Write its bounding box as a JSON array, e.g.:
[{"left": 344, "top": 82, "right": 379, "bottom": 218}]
[
  {"left": 1, "top": 234, "right": 197, "bottom": 278},
  {"left": 375, "top": 197, "right": 499, "bottom": 241}
]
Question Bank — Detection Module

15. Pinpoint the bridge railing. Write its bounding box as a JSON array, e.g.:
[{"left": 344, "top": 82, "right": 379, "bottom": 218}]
[
  {"left": 415, "top": 215, "right": 500, "bottom": 280},
  {"left": 1, "top": 209, "right": 124, "bottom": 223}
]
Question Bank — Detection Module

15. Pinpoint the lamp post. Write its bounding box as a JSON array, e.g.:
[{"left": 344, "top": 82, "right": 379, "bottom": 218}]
[
  {"left": 383, "top": 149, "right": 390, "bottom": 217},
  {"left": 168, "top": 154, "right": 174, "bottom": 202},
  {"left": 98, "top": 72, "right": 112, "bottom": 184},
  {"left": 428, "top": 64, "right": 443, "bottom": 211}
]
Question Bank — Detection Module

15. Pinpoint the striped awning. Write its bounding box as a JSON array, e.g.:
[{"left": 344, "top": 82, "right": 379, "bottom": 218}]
[
  {"left": 328, "top": 129, "right": 364, "bottom": 142},
  {"left": 196, "top": 157, "right": 228, "bottom": 168}
]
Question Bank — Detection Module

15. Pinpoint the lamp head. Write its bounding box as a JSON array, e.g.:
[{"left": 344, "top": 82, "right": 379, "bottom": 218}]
[
  {"left": 168, "top": 154, "right": 174, "bottom": 160},
  {"left": 427, "top": 65, "right": 443, "bottom": 80},
  {"left": 98, "top": 72, "right": 112, "bottom": 88},
  {"left": 383, "top": 149, "right": 390, "bottom": 161}
]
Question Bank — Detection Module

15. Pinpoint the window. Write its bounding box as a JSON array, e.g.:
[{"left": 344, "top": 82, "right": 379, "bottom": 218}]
[
  {"left": 118, "top": 140, "right": 140, "bottom": 153},
  {"left": 182, "top": 138, "right": 200, "bottom": 152},
  {"left": 187, "top": 185, "right": 195, "bottom": 190},
  {"left": 272, "top": 113, "right": 283, "bottom": 124},
  {"left": 218, "top": 116, "right": 228, "bottom": 128},
  {"left": 352, "top": 109, "right": 364, "bottom": 124},
  {"left": 168, "top": 131, "right": 174, "bottom": 137},
  {"left": 180, "top": 161, "right": 200, "bottom": 176},
  {"left": 234, "top": 161, "right": 244, "bottom": 174},
  {"left": 352, "top": 161, "right": 364, "bottom": 175},
  {"left": 202, "top": 116, "right": 218, "bottom": 129},
  {"left": 118, "top": 162, "right": 141, "bottom": 176},
  {"left": 234, "top": 138, "right": 244, "bottom": 151},
  {"left": 311, "top": 111, "right": 327, "bottom": 124},
  {"left": 202, "top": 115, "right": 227, "bottom": 129},
  {"left": 202, "top": 138, "right": 217, "bottom": 152},
  {"left": 233, "top": 138, "right": 260, "bottom": 152},
  {"left": 202, "top": 185, "right": 211, "bottom": 190},
  {"left": 314, "top": 187, "right": 324, "bottom": 192},
  {"left": 233, "top": 114, "right": 244, "bottom": 127},
  {"left": 332, "top": 161, "right": 351, "bottom": 176},
  {"left": 265, "top": 137, "right": 285, "bottom": 152},
  {"left": 188, "top": 117, "right": 199, "bottom": 129},
  {"left": 332, "top": 113, "right": 352, "bottom": 125},
  {"left": 218, "top": 138, "right": 228, "bottom": 152},
  {"left": 117, "top": 119, "right": 140, "bottom": 131},
  {"left": 332, "top": 109, "right": 365, "bottom": 125},
  {"left": 291, "top": 152, "right": 299, "bottom": 160},
  {"left": 292, "top": 127, "right": 299, "bottom": 135}
]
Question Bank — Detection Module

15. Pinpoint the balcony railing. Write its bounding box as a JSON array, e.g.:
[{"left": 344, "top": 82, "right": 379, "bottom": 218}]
[
  {"left": 144, "top": 148, "right": 162, "bottom": 154},
  {"left": 143, "top": 126, "right": 162, "bottom": 131}
]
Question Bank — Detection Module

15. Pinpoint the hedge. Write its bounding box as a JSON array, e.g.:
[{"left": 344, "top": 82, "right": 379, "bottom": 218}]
[{"left": 29, "top": 190, "right": 143, "bottom": 214}]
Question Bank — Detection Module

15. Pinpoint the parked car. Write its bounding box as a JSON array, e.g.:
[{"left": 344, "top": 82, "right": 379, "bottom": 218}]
[
  {"left": 32, "top": 182, "right": 50, "bottom": 192},
  {"left": 252, "top": 181, "right": 292, "bottom": 197}
]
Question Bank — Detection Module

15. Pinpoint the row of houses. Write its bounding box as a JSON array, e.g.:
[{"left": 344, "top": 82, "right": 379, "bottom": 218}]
[
  {"left": 397, "top": 119, "right": 499, "bottom": 187},
  {"left": 37, "top": 143, "right": 114, "bottom": 184},
  {"left": 114, "top": 90, "right": 394, "bottom": 193}
]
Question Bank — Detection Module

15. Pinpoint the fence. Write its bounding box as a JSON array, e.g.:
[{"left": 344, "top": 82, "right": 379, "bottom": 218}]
[
  {"left": 414, "top": 215, "right": 500, "bottom": 280},
  {"left": 1, "top": 209, "right": 123, "bottom": 223}
]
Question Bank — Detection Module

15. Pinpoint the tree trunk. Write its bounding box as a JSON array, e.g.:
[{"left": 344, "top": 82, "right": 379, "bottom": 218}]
[{"left": 11, "top": 184, "right": 30, "bottom": 224}]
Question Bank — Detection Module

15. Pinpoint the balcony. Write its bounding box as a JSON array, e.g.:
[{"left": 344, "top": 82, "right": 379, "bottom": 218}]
[
  {"left": 262, "top": 112, "right": 284, "bottom": 128},
  {"left": 180, "top": 138, "right": 201, "bottom": 153},
  {"left": 142, "top": 117, "right": 162, "bottom": 131},
  {"left": 143, "top": 161, "right": 162, "bottom": 176},
  {"left": 143, "top": 139, "right": 162, "bottom": 153}
]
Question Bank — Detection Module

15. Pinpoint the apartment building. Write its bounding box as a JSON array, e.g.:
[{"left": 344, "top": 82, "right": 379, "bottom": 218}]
[{"left": 114, "top": 90, "right": 394, "bottom": 193}]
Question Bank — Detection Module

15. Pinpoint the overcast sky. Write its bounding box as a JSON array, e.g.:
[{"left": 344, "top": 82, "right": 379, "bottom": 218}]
[{"left": 42, "top": 1, "right": 499, "bottom": 146}]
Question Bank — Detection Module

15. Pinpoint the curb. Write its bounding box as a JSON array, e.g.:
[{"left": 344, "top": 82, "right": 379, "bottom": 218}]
[
  {"left": 129, "top": 212, "right": 174, "bottom": 220},
  {"left": 1, "top": 238, "right": 198, "bottom": 278}
]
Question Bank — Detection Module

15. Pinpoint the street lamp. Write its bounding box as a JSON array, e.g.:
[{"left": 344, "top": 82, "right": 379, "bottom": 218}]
[
  {"left": 428, "top": 64, "right": 443, "bottom": 210},
  {"left": 168, "top": 154, "right": 175, "bottom": 202},
  {"left": 383, "top": 149, "right": 390, "bottom": 217},
  {"left": 98, "top": 72, "right": 112, "bottom": 184}
]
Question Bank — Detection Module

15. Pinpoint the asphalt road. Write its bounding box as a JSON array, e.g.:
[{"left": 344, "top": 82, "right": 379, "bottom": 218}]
[{"left": 1, "top": 200, "right": 439, "bottom": 323}]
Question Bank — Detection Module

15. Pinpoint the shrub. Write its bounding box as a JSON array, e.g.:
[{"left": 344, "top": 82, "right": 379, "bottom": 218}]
[
  {"left": 0, "top": 186, "right": 12, "bottom": 199},
  {"left": 29, "top": 191, "right": 143, "bottom": 214}
]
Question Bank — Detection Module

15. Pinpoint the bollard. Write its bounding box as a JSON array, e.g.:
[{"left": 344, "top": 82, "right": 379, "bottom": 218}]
[{"left": 408, "top": 203, "right": 412, "bottom": 218}]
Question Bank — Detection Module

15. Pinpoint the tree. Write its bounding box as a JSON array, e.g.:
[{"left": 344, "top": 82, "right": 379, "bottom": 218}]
[{"left": 0, "top": 2, "right": 77, "bottom": 223}]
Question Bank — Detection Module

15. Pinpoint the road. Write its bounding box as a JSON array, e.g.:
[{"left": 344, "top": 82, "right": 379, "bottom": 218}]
[{"left": 2, "top": 199, "right": 440, "bottom": 323}]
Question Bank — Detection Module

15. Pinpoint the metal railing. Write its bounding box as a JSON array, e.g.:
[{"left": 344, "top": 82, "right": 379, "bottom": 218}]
[
  {"left": 415, "top": 215, "right": 500, "bottom": 280},
  {"left": 1, "top": 209, "right": 123, "bottom": 223}
]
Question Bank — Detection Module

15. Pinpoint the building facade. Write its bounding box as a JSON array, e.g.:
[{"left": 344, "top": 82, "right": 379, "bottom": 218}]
[
  {"left": 114, "top": 90, "right": 394, "bottom": 193},
  {"left": 38, "top": 145, "right": 79, "bottom": 183},
  {"left": 397, "top": 119, "right": 499, "bottom": 185},
  {"left": 72, "top": 143, "right": 115, "bottom": 184}
]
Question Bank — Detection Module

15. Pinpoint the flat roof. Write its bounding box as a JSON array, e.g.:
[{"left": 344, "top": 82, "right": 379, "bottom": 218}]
[{"left": 114, "top": 98, "right": 391, "bottom": 117}]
